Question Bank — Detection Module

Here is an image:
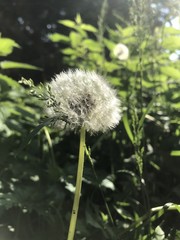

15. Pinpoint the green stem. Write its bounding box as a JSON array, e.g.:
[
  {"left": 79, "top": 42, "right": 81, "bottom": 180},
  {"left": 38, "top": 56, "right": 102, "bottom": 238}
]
[{"left": 67, "top": 127, "right": 86, "bottom": 240}]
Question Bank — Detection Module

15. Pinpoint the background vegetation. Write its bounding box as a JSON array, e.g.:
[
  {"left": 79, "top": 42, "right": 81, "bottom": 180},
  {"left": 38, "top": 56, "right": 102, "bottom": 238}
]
[{"left": 0, "top": 0, "right": 180, "bottom": 239}]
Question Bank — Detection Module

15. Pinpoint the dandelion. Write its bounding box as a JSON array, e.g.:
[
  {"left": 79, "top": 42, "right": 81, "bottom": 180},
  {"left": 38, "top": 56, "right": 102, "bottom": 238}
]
[
  {"left": 20, "top": 70, "right": 121, "bottom": 240},
  {"left": 45, "top": 69, "right": 121, "bottom": 134},
  {"left": 113, "top": 43, "right": 129, "bottom": 60},
  {"left": 24, "top": 69, "right": 121, "bottom": 240}
]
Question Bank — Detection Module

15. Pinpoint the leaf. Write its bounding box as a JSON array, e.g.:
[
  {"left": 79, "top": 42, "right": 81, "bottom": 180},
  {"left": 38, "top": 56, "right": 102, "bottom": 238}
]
[
  {"left": 0, "top": 61, "right": 42, "bottom": 70},
  {"left": 15, "top": 105, "right": 38, "bottom": 120},
  {"left": 58, "top": 19, "right": 76, "bottom": 28},
  {"left": 162, "top": 36, "right": 180, "bottom": 50},
  {"left": 75, "top": 13, "right": 82, "bottom": 25},
  {"left": 122, "top": 26, "right": 136, "bottom": 37},
  {"left": 0, "top": 73, "right": 20, "bottom": 88},
  {"left": 174, "top": 204, "right": 180, "bottom": 213},
  {"left": 61, "top": 48, "right": 76, "bottom": 55},
  {"left": 123, "top": 36, "right": 136, "bottom": 44},
  {"left": 164, "top": 27, "right": 180, "bottom": 35},
  {"left": 115, "top": 23, "right": 123, "bottom": 33},
  {"left": 0, "top": 38, "right": 20, "bottom": 56},
  {"left": 48, "top": 33, "right": 69, "bottom": 43},
  {"left": 100, "top": 211, "right": 108, "bottom": 223},
  {"left": 81, "top": 23, "right": 97, "bottom": 32},
  {"left": 170, "top": 150, "right": 180, "bottom": 157},
  {"left": 154, "top": 226, "right": 165, "bottom": 240},
  {"left": 172, "top": 102, "right": 180, "bottom": 110},
  {"left": 103, "top": 38, "right": 116, "bottom": 51},
  {"left": 114, "top": 206, "right": 133, "bottom": 221},
  {"left": 82, "top": 39, "right": 102, "bottom": 52},
  {"left": 101, "top": 178, "right": 115, "bottom": 191},
  {"left": 104, "top": 62, "right": 119, "bottom": 72},
  {"left": 122, "top": 113, "right": 134, "bottom": 143},
  {"left": 69, "top": 31, "right": 82, "bottom": 47},
  {"left": 126, "top": 58, "right": 139, "bottom": 72},
  {"left": 117, "top": 169, "right": 135, "bottom": 177},
  {"left": 108, "top": 77, "right": 121, "bottom": 86},
  {"left": 176, "top": 230, "right": 180, "bottom": 239},
  {"left": 160, "top": 66, "right": 180, "bottom": 79}
]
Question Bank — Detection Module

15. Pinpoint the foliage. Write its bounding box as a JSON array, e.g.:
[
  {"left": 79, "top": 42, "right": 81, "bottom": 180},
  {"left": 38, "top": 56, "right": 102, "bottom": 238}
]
[
  {"left": 48, "top": 3, "right": 180, "bottom": 239},
  {"left": 1, "top": 1, "right": 180, "bottom": 240}
]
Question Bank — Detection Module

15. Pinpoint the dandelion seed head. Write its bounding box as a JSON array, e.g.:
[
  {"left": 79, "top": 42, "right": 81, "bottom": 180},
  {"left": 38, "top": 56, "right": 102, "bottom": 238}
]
[
  {"left": 45, "top": 69, "right": 121, "bottom": 133},
  {"left": 113, "top": 43, "right": 129, "bottom": 60}
]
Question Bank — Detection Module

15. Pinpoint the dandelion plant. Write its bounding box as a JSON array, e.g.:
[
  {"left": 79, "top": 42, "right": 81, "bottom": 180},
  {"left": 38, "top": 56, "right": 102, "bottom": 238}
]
[
  {"left": 113, "top": 43, "right": 129, "bottom": 60},
  {"left": 44, "top": 69, "right": 121, "bottom": 239},
  {"left": 20, "top": 69, "right": 121, "bottom": 239}
]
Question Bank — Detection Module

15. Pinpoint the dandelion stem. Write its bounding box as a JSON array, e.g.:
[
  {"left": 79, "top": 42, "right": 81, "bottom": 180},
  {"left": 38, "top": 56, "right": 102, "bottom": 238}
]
[{"left": 67, "top": 127, "right": 86, "bottom": 240}]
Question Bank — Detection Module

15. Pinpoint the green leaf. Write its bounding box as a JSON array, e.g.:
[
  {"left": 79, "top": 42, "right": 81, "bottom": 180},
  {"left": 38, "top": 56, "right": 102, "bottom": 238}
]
[
  {"left": 101, "top": 178, "right": 115, "bottom": 191},
  {"left": 48, "top": 33, "right": 69, "bottom": 43},
  {"left": 82, "top": 39, "right": 101, "bottom": 52},
  {"left": 126, "top": 58, "right": 139, "bottom": 72},
  {"left": 69, "top": 31, "right": 82, "bottom": 47},
  {"left": 122, "top": 26, "right": 136, "bottom": 37},
  {"left": 61, "top": 48, "right": 76, "bottom": 55},
  {"left": 122, "top": 113, "right": 134, "bottom": 143},
  {"left": 88, "top": 53, "right": 103, "bottom": 64},
  {"left": 119, "top": 90, "right": 127, "bottom": 98},
  {"left": 115, "top": 23, "right": 123, "bottom": 33},
  {"left": 100, "top": 212, "right": 108, "bottom": 223},
  {"left": 104, "top": 62, "right": 119, "bottom": 72},
  {"left": 162, "top": 36, "right": 180, "bottom": 50},
  {"left": 114, "top": 206, "right": 133, "bottom": 221},
  {"left": 0, "top": 61, "right": 42, "bottom": 70},
  {"left": 75, "top": 14, "right": 82, "bottom": 25},
  {"left": 164, "top": 27, "right": 180, "bottom": 35},
  {"left": 81, "top": 23, "right": 97, "bottom": 32},
  {"left": 0, "top": 38, "right": 20, "bottom": 56},
  {"left": 172, "top": 102, "right": 180, "bottom": 109},
  {"left": 58, "top": 19, "right": 76, "bottom": 28},
  {"left": 123, "top": 36, "right": 136, "bottom": 44},
  {"left": 170, "top": 150, "right": 180, "bottom": 157},
  {"left": 160, "top": 66, "right": 180, "bottom": 79},
  {"left": 15, "top": 105, "right": 38, "bottom": 120},
  {"left": 174, "top": 204, "right": 180, "bottom": 213},
  {"left": 0, "top": 73, "right": 20, "bottom": 88},
  {"left": 117, "top": 169, "right": 135, "bottom": 177},
  {"left": 154, "top": 226, "right": 165, "bottom": 240},
  {"left": 108, "top": 77, "right": 121, "bottom": 86},
  {"left": 103, "top": 38, "right": 116, "bottom": 51}
]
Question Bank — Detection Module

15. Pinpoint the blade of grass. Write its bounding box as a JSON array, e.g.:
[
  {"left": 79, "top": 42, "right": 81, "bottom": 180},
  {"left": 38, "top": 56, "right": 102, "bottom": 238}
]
[
  {"left": 138, "top": 96, "right": 156, "bottom": 130},
  {"left": 122, "top": 112, "right": 134, "bottom": 143}
]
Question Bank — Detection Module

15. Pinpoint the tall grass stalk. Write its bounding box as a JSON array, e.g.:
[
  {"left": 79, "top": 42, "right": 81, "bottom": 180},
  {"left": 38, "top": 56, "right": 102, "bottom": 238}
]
[{"left": 97, "top": 0, "right": 108, "bottom": 74}]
